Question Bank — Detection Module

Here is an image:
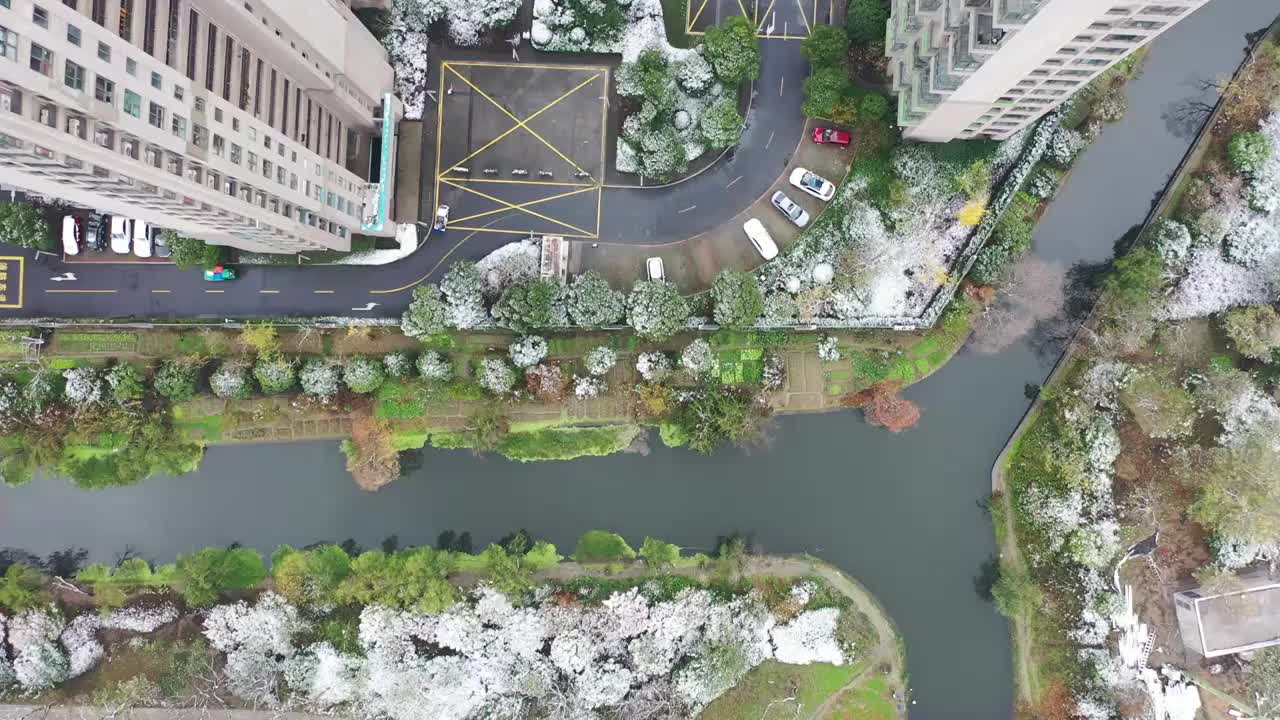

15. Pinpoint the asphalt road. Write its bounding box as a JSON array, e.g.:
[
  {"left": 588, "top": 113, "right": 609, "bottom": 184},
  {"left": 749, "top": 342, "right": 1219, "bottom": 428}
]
[{"left": 0, "top": 39, "right": 812, "bottom": 321}]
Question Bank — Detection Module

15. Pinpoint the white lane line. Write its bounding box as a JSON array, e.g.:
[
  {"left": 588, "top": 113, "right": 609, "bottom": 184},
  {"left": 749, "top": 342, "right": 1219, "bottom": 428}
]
[
  {"left": 678, "top": 205, "right": 697, "bottom": 214},
  {"left": 779, "top": 75, "right": 784, "bottom": 96},
  {"left": 765, "top": 131, "right": 775, "bottom": 149},
  {"left": 726, "top": 175, "right": 743, "bottom": 188}
]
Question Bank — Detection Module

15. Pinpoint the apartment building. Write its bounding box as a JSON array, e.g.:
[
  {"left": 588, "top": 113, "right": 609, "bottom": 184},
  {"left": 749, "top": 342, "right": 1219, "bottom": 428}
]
[
  {"left": 0, "top": 0, "right": 400, "bottom": 253},
  {"left": 887, "top": 0, "right": 1209, "bottom": 142}
]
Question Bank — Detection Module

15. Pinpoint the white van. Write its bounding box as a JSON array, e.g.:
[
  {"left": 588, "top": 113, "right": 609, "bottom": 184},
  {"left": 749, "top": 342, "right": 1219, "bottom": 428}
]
[
  {"left": 110, "top": 217, "right": 131, "bottom": 254},
  {"left": 61, "top": 216, "right": 81, "bottom": 256},
  {"left": 132, "top": 219, "right": 152, "bottom": 258}
]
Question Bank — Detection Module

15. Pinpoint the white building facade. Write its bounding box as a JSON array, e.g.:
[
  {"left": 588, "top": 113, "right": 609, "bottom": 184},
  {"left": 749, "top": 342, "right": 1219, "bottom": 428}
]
[
  {"left": 887, "top": 0, "right": 1209, "bottom": 142},
  {"left": 0, "top": 0, "right": 400, "bottom": 253}
]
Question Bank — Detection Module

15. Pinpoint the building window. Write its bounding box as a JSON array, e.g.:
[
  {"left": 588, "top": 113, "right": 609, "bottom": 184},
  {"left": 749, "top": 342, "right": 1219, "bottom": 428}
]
[
  {"left": 238, "top": 47, "right": 249, "bottom": 109},
  {"left": 192, "top": 123, "right": 207, "bottom": 147},
  {"left": 97, "top": 41, "right": 111, "bottom": 62},
  {"left": 123, "top": 89, "right": 141, "bottom": 116},
  {"left": 62, "top": 0, "right": 77, "bottom": 10},
  {"left": 185, "top": 9, "right": 198, "bottom": 79},
  {"left": 0, "top": 25, "right": 17, "bottom": 63},
  {"left": 221, "top": 37, "right": 232, "bottom": 100},
  {"left": 67, "top": 24, "right": 81, "bottom": 46},
  {"left": 150, "top": 71, "right": 161, "bottom": 89},
  {"left": 118, "top": 0, "right": 133, "bottom": 41},
  {"left": 91, "top": 0, "right": 105, "bottom": 25},
  {"left": 194, "top": 96, "right": 204, "bottom": 112},
  {"left": 204, "top": 24, "right": 216, "bottom": 92},
  {"left": 126, "top": 57, "right": 137, "bottom": 75},
  {"left": 267, "top": 68, "right": 276, "bottom": 125},
  {"left": 32, "top": 5, "right": 48, "bottom": 29},
  {"left": 173, "top": 85, "right": 183, "bottom": 100},
  {"left": 29, "top": 44, "right": 53, "bottom": 76},
  {"left": 171, "top": 113, "right": 186, "bottom": 139},
  {"left": 212, "top": 133, "right": 224, "bottom": 156},
  {"left": 164, "top": 0, "right": 178, "bottom": 65},
  {"left": 148, "top": 101, "right": 164, "bottom": 128},
  {"left": 230, "top": 143, "right": 241, "bottom": 163},
  {"left": 94, "top": 75, "right": 114, "bottom": 103}
]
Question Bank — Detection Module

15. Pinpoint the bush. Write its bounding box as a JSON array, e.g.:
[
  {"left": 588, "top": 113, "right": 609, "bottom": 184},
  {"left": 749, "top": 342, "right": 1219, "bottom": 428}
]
[
  {"left": 639, "top": 537, "right": 681, "bottom": 568},
  {"left": 802, "top": 66, "right": 852, "bottom": 119},
  {"left": 712, "top": 270, "right": 764, "bottom": 327},
  {"left": 154, "top": 361, "right": 198, "bottom": 403},
  {"left": 636, "top": 351, "right": 673, "bottom": 383},
  {"left": 417, "top": 350, "right": 453, "bottom": 381},
  {"left": 846, "top": 0, "right": 889, "bottom": 45},
  {"left": 173, "top": 547, "right": 266, "bottom": 607},
  {"left": 566, "top": 271, "right": 625, "bottom": 328},
  {"left": 0, "top": 562, "right": 48, "bottom": 610},
  {"left": 990, "top": 563, "right": 1041, "bottom": 618},
  {"left": 574, "top": 530, "right": 637, "bottom": 562},
  {"left": 1228, "top": 130, "right": 1272, "bottom": 176},
  {"left": 105, "top": 363, "right": 145, "bottom": 404},
  {"left": 164, "top": 232, "right": 225, "bottom": 270},
  {"left": 1222, "top": 305, "right": 1280, "bottom": 361},
  {"left": 253, "top": 355, "right": 297, "bottom": 394},
  {"left": 669, "top": 385, "right": 766, "bottom": 453},
  {"left": 209, "top": 361, "right": 252, "bottom": 400},
  {"left": 700, "top": 95, "right": 746, "bottom": 150},
  {"left": 0, "top": 203, "right": 52, "bottom": 250},
  {"left": 1119, "top": 369, "right": 1195, "bottom": 439},
  {"left": 508, "top": 335, "right": 549, "bottom": 368},
  {"left": 271, "top": 544, "right": 351, "bottom": 609},
  {"left": 627, "top": 280, "right": 690, "bottom": 341},
  {"left": 801, "top": 24, "right": 849, "bottom": 69},
  {"left": 525, "top": 363, "right": 568, "bottom": 401},
  {"left": 703, "top": 16, "right": 761, "bottom": 84},
  {"left": 299, "top": 359, "right": 342, "bottom": 400},
  {"left": 343, "top": 355, "right": 386, "bottom": 394},
  {"left": 859, "top": 93, "right": 889, "bottom": 121}
]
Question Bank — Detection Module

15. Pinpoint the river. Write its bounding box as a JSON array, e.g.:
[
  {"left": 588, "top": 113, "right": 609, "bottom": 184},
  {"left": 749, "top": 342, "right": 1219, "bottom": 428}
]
[{"left": 2, "top": 2, "right": 1276, "bottom": 717}]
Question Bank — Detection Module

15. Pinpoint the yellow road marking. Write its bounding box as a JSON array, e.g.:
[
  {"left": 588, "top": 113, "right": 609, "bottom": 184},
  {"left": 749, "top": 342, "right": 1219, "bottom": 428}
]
[
  {"left": 440, "top": 177, "right": 597, "bottom": 187},
  {"left": 259, "top": 290, "right": 280, "bottom": 294},
  {"left": 46, "top": 289, "right": 116, "bottom": 294},
  {"left": 688, "top": 0, "right": 712, "bottom": 31},
  {"left": 370, "top": 221, "right": 507, "bottom": 295},
  {"left": 150, "top": 289, "right": 172, "bottom": 293},
  {"left": 445, "top": 60, "right": 609, "bottom": 72},
  {"left": 442, "top": 178, "right": 595, "bottom": 237},
  {"left": 795, "top": 0, "right": 811, "bottom": 32},
  {"left": 441, "top": 73, "right": 601, "bottom": 176},
  {"left": 434, "top": 60, "right": 447, "bottom": 241},
  {"left": 449, "top": 226, "right": 596, "bottom": 239},
  {"left": 447, "top": 185, "right": 597, "bottom": 226},
  {"left": 445, "top": 65, "right": 595, "bottom": 180},
  {"left": 0, "top": 256, "right": 24, "bottom": 308},
  {"left": 204, "top": 289, "right": 225, "bottom": 293},
  {"left": 597, "top": 71, "right": 608, "bottom": 237},
  {"left": 736, "top": 0, "right": 752, "bottom": 24},
  {"left": 757, "top": 0, "right": 777, "bottom": 31},
  {"left": 313, "top": 290, "right": 335, "bottom": 294}
]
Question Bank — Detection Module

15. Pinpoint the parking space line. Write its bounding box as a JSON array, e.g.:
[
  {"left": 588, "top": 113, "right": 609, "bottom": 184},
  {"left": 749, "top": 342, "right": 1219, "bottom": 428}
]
[
  {"left": 441, "top": 73, "right": 602, "bottom": 176},
  {"left": 0, "top": 256, "right": 24, "bottom": 309},
  {"left": 445, "top": 65, "right": 596, "bottom": 180},
  {"left": 443, "top": 178, "right": 596, "bottom": 187},
  {"left": 442, "top": 178, "right": 595, "bottom": 236},
  {"left": 434, "top": 61, "right": 447, "bottom": 227},
  {"left": 448, "top": 186, "right": 597, "bottom": 226},
  {"left": 446, "top": 61, "right": 609, "bottom": 72}
]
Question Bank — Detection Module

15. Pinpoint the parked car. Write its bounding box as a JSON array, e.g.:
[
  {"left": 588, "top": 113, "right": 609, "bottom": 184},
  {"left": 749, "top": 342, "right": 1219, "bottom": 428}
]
[
  {"left": 86, "top": 214, "right": 108, "bottom": 251},
  {"left": 789, "top": 168, "right": 836, "bottom": 201},
  {"left": 132, "top": 220, "right": 152, "bottom": 258},
  {"left": 742, "top": 219, "right": 779, "bottom": 260},
  {"left": 109, "top": 217, "right": 131, "bottom": 254},
  {"left": 203, "top": 265, "right": 237, "bottom": 281},
  {"left": 770, "top": 191, "right": 810, "bottom": 228},
  {"left": 646, "top": 256, "right": 665, "bottom": 282},
  {"left": 152, "top": 227, "right": 172, "bottom": 258},
  {"left": 61, "top": 216, "right": 82, "bottom": 256},
  {"left": 812, "top": 127, "right": 851, "bottom": 146}
]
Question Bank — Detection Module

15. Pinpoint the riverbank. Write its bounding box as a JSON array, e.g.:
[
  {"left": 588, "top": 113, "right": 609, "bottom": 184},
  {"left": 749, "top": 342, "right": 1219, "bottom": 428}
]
[
  {"left": 0, "top": 535, "right": 905, "bottom": 720},
  {"left": 990, "top": 16, "right": 1280, "bottom": 718}
]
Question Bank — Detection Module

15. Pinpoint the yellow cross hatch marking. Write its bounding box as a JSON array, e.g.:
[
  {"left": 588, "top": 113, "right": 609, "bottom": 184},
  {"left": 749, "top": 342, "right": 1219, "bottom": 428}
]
[
  {"left": 448, "top": 226, "right": 597, "bottom": 239},
  {"left": 795, "top": 0, "right": 812, "bottom": 32},
  {"left": 445, "top": 61, "right": 609, "bottom": 72},
  {"left": 445, "top": 64, "right": 596, "bottom": 181},
  {"left": 688, "top": 0, "right": 712, "bottom": 31},
  {"left": 757, "top": 0, "right": 778, "bottom": 31},
  {"left": 441, "top": 178, "right": 597, "bottom": 187},
  {"left": 441, "top": 73, "right": 602, "bottom": 176},
  {"left": 441, "top": 178, "right": 595, "bottom": 237},
  {"left": 446, "top": 185, "right": 598, "bottom": 226}
]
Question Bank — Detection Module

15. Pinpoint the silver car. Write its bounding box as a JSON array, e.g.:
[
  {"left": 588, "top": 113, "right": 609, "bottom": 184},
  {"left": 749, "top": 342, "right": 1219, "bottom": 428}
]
[{"left": 770, "top": 191, "right": 810, "bottom": 228}]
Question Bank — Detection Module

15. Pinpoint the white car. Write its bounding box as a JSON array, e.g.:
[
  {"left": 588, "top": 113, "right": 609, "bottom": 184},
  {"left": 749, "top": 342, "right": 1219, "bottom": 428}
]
[
  {"left": 770, "top": 191, "right": 810, "bottom": 228},
  {"left": 789, "top": 168, "right": 836, "bottom": 202},
  {"left": 109, "top": 216, "right": 132, "bottom": 254},
  {"left": 742, "top": 219, "right": 778, "bottom": 260},
  {"left": 132, "top": 219, "right": 152, "bottom": 258},
  {"left": 61, "top": 216, "right": 81, "bottom": 256},
  {"left": 646, "top": 257, "right": 665, "bottom": 282}
]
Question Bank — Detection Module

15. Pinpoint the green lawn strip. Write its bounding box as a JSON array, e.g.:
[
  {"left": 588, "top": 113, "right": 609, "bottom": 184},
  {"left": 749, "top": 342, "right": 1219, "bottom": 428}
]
[
  {"left": 0, "top": 329, "right": 33, "bottom": 356},
  {"left": 699, "top": 661, "right": 861, "bottom": 720},
  {"left": 172, "top": 403, "right": 225, "bottom": 443},
  {"left": 375, "top": 380, "right": 427, "bottom": 419},
  {"left": 50, "top": 331, "right": 138, "bottom": 354},
  {"left": 423, "top": 423, "right": 642, "bottom": 462},
  {"left": 827, "top": 675, "right": 898, "bottom": 720}
]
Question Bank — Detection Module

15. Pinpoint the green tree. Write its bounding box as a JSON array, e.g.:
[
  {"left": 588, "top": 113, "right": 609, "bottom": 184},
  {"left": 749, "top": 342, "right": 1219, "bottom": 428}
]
[
  {"left": 164, "top": 232, "right": 225, "bottom": 270},
  {"left": 802, "top": 66, "right": 852, "bottom": 119},
  {"left": 639, "top": 537, "right": 681, "bottom": 568},
  {"left": 711, "top": 270, "right": 764, "bottom": 328},
  {"left": 173, "top": 547, "right": 266, "bottom": 607},
  {"left": 990, "top": 563, "right": 1041, "bottom": 618},
  {"left": 342, "top": 355, "right": 386, "bottom": 394},
  {"left": 1248, "top": 647, "right": 1280, "bottom": 718},
  {"left": 700, "top": 95, "right": 745, "bottom": 149},
  {"left": 703, "top": 16, "right": 761, "bottom": 84},
  {"left": 1192, "top": 433, "right": 1280, "bottom": 545},
  {"left": 105, "top": 362, "right": 145, "bottom": 404},
  {"left": 621, "top": 50, "right": 677, "bottom": 114},
  {"left": 0, "top": 203, "right": 53, "bottom": 251},
  {"left": 566, "top": 270, "right": 625, "bottom": 328},
  {"left": 0, "top": 563, "right": 49, "bottom": 611},
  {"left": 480, "top": 544, "right": 532, "bottom": 596},
  {"left": 401, "top": 284, "right": 449, "bottom": 337},
  {"left": 154, "top": 360, "right": 199, "bottom": 402},
  {"left": 59, "top": 412, "right": 204, "bottom": 488},
  {"left": 253, "top": 354, "right": 297, "bottom": 394},
  {"left": 801, "top": 24, "right": 849, "bottom": 69},
  {"left": 271, "top": 544, "right": 352, "bottom": 609},
  {"left": 1227, "top": 130, "right": 1272, "bottom": 176},
  {"left": 627, "top": 280, "right": 690, "bottom": 341},
  {"left": 573, "top": 530, "right": 637, "bottom": 562},
  {"left": 1103, "top": 246, "right": 1164, "bottom": 310},
  {"left": 671, "top": 385, "right": 766, "bottom": 454},
  {"left": 859, "top": 93, "right": 890, "bottom": 121},
  {"left": 846, "top": 0, "right": 890, "bottom": 45},
  {"left": 335, "top": 548, "right": 459, "bottom": 613},
  {"left": 1118, "top": 369, "right": 1194, "bottom": 440},
  {"left": 1221, "top": 304, "right": 1280, "bottom": 360},
  {"left": 492, "top": 278, "right": 565, "bottom": 332}
]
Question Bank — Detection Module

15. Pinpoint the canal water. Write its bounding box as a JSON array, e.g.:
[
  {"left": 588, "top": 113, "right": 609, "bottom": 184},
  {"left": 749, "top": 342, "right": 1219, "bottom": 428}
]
[{"left": 2, "top": 2, "right": 1276, "bottom": 717}]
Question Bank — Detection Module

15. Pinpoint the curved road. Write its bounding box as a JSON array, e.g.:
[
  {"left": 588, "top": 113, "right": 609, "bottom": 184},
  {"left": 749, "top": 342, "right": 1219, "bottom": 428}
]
[{"left": 0, "top": 40, "right": 810, "bottom": 321}]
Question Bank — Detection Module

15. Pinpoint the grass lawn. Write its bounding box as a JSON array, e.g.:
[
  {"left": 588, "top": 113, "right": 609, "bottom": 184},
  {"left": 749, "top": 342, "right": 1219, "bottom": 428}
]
[
  {"left": 825, "top": 675, "right": 898, "bottom": 720},
  {"left": 661, "top": 0, "right": 691, "bottom": 48},
  {"left": 172, "top": 404, "right": 225, "bottom": 443},
  {"left": 699, "top": 661, "right": 861, "bottom": 720}
]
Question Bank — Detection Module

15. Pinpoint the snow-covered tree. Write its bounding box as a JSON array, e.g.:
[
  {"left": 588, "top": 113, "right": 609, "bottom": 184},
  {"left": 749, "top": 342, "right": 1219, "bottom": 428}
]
[
  {"left": 508, "top": 335, "right": 549, "bottom": 369},
  {"left": 574, "top": 376, "right": 605, "bottom": 399},
  {"left": 680, "top": 339, "right": 718, "bottom": 377},
  {"left": 567, "top": 271, "right": 626, "bottom": 328},
  {"left": 584, "top": 346, "right": 617, "bottom": 377},
  {"left": 383, "top": 351, "right": 414, "bottom": 379},
  {"left": 343, "top": 355, "right": 387, "bottom": 394},
  {"left": 636, "top": 351, "right": 672, "bottom": 383},
  {"left": 61, "top": 367, "right": 103, "bottom": 407},
  {"left": 9, "top": 608, "right": 69, "bottom": 691},
  {"left": 210, "top": 361, "right": 252, "bottom": 400},
  {"left": 711, "top": 270, "right": 763, "bottom": 328},
  {"left": 478, "top": 357, "right": 517, "bottom": 395},
  {"left": 253, "top": 355, "right": 297, "bottom": 394},
  {"left": 300, "top": 360, "right": 342, "bottom": 401},
  {"left": 1150, "top": 218, "right": 1193, "bottom": 266},
  {"left": 627, "top": 280, "right": 690, "bottom": 341},
  {"left": 700, "top": 95, "right": 744, "bottom": 150},
  {"left": 817, "top": 336, "right": 841, "bottom": 362},
  {"left": 204, "top": 592, "right": 305, "bottom": 705},
  {"left": 476, "top": 240, "right": 541, "bottom": 300},
  {"left": 441, "top": 261, "right": 488, "bottom": 330},
  {"left": 402, "top": 284, "right": 449, "bottom": 337},
  {"left": 1047, "top": 126, "right": 1085, "bottom": 167},
  {"left": 417, "top": 350, "right": 453, "bottom": 381},
  {"left": 770, "top": 609, "right": 845, "bottom": 665},
  {"left": 105, "top": 363, "right": 145, "bottom": 404}
]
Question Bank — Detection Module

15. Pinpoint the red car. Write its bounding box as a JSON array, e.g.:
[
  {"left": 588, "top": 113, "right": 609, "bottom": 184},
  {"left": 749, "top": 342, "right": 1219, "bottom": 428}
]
[{"left": 812, "top": 127, "right": 851, "bottom": 146}]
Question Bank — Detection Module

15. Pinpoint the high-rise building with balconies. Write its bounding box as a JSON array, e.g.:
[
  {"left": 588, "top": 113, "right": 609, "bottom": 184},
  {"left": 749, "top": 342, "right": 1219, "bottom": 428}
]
[
  {"left": 0, "top": 0, "right": 401, "bottom": 253},
  {"left": 887, "top": 0, "right": 1209, "bottom": 142}
]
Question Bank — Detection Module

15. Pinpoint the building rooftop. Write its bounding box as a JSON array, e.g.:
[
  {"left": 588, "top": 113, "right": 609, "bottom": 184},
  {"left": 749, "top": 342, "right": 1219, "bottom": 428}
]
[{"left": 1175, "top": 574, "right": 1280, "bottom": 657}]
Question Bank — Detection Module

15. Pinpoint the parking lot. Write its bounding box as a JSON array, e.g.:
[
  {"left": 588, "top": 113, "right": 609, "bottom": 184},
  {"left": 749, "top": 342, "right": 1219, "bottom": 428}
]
[
  {"left": 434, "top": 61, "right": 609, "bottom": 239},
  {"left": 686, "top": 0, "right": 833, "bottom": 40}
]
